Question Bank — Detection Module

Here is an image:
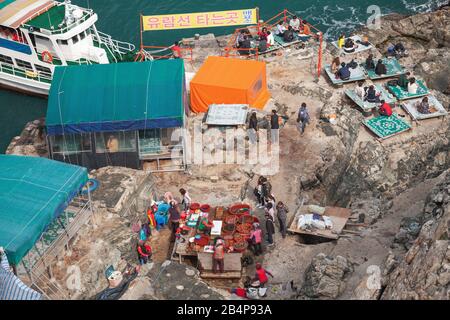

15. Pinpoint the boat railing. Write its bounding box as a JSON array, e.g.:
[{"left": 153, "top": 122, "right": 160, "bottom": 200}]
[
  {"left": 137, "top": 46, "right": 193, "bottom": 62},
  {"left": 95, "top": 30, "right": 135, "bottom": 53},
  {"left": 23, "top": 4, "right": 94, "bottom": 35},
  {"left": 0, "top": 62, "right": 52, "bottom": 83}
]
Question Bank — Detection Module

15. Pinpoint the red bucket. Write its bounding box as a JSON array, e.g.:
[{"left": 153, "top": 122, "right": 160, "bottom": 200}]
[
  {"left": 200, "top": 204, "right": 211, "bottom": 213},
  {"left": 229, "top": 204, "right": 251, "bottom": 215},
  {"left": 190, "top": 203, "right": 201, "bottom": 210}
]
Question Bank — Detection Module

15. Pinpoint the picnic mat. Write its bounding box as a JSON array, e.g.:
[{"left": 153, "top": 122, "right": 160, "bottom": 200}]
[
  {"left": 325, "top": 64, "right": 366, "bottom": 85},
  {"left": 364, "top": 58, "right": 405, "bottom": 80},
  {"left": 332, "top": 35, "right": 373, "bottom": 54},
  {"left": 345, "top": 84, "right": 397, "bottom": 112},
  {"left": 364, "top": 114, "right": 411, "bottom": 139},
  {"left": 387, "top": 79, "right": 429, "bottom": 100},
  {"left": 402, "top": 95, "right": 448, "bottom": 120}
]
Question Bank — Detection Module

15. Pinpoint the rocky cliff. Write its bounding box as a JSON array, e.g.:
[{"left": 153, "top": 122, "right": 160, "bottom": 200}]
[{"left": 381, "top": 171, "right": 450, "bottom": 299}]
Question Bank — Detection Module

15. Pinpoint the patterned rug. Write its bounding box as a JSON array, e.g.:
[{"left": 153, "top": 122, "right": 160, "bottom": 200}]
[
  {"left": 364, "top": 114, "right": 411, "bottom": 139},
  {"left": 364, "top": 58, "right": 405, "bottom": 80},
  {"left": 387, "top": 80, "right": 429, "bottom": 100}
]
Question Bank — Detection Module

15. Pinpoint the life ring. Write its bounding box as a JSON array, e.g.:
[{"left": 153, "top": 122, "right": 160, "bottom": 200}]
[
  {"left": 42, "top": 51, "right": 53, "bottom": 64},
  {"left": 81, "top": 178, "right": 99, "bottom": 195}
]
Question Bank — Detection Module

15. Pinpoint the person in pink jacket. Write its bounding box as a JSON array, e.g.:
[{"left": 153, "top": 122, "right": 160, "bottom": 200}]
[{"left": 249, "top": 223, "right": 263, "bottom": 256}]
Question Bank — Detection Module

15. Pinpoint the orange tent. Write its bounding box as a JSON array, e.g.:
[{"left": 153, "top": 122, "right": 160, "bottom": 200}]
[{"left": 190, "top": 56, "right": 271, "bottom": 113}]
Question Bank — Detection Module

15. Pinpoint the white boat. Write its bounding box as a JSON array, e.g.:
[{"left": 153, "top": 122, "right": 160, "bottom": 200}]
[{"left": 0, "top": 0, "right": 136, "bottom": 96}]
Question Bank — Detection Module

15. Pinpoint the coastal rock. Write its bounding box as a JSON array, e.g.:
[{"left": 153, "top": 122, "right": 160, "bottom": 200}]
[
  {"left": 382, "top": 171, "right": 450, "bottom": 300},
  {"left": 301, "top": 253, "right": 353, "bottom": 299}
]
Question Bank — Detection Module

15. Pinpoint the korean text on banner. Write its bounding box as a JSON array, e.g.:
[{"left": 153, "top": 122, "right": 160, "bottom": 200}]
[{"left": 142, "top": 8, "right": 258, "bottom": 31}]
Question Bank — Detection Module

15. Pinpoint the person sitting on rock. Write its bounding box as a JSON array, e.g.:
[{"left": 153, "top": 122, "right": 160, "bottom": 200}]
[
  {"left": 337, "top": 62, "right": 351, "bottom": 80},
  {"left": 239, "top": 35, "right": 252, "bottom": 56},
  {"left": 275, "top": 21, "right": 286, "bottom": 37},
  {"left": 289, "top": 15, "right": 300, "bottom": 32},
  {"left": 365, "top": 54, "right": 376, "bottom": 70},
  {"left": 343, "top": 37, "right": 357, "bottom": 53},
  {"left": 283, "top": 26, "right": 295, "bottom": 43},
  {"left": 408, "top": 77, "right": 419, "bottom": 94},
  {"left": 375, "top": 59, "right": 387, "bottom": 76},
  {"left": 379, "top": 100, "right": 393, "bottom": 117},
  {"left": 365, "top": 85, "right": 381, "bottom": 103},
  {"left": 417, "top": 96, "right": 431, "bottom": 114},
  {"left": 397, "top": 72, "right": 411, "bottom": 90},
  {"left": 331, "top": 57, "right": 341, "bottom": 75},
  {"left": 355, "top": 81, "right": 367, "bottom": 100},
  {"left": 394, "top": 42, "right": 407, "bottom": 58}
]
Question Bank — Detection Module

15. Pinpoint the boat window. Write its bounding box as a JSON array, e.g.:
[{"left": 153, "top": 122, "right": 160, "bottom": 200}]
[
  {"left": 72, "top": 35, "right": 79, "bottom": 44},
  {"left": 79, "top": 31, "right": 86, "bottom": 40},
  {"left": 0, "top": 54, "right": 14, "bottom": 65},
  {"left": 15, "top": 59, "right": 33, "bottom": 70},
  {"left": 57, "top": 39, "right": 68, "bottom": 45},
  {"left": 86, "top": 28, "right": 91, "bottom": 36},
  {"left": 95, "top": 131, "right": 137, "bottom": 153},
  {"left": 50, "top": 134, "right": 91, "bottom": 155},
  {"left": 35, "top": 65, "right": 52, "bottom": 76}
]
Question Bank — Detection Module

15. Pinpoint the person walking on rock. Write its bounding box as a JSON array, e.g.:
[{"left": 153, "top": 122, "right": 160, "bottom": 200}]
[
  {"left": 297, "top": 103, "right": 310, "bottom": 135},
  {"left": 254, "top": 263, "right": 274, "bottom": 288},
  {"left": 276, "top": 201, "right": 289, "bottom": 239},
  {"left": 249, "top": 223, "right": 263, "bottom": 256},
  {"left": 179, "top": 188, "right": 191, "bottom": 212}
]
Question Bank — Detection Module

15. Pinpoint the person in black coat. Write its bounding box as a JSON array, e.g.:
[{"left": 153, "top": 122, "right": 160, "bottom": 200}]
[
  {"left": 375, "top": 59, "right": 387, "bottom": 75},
  {"left": 270, "top": 110, "right": 280, "bottom": 144},
  {"left": 247, "top": 112, "right": 258, "bottom": 144},
  {"left": 265, "top": 214, "right": 275, "bottom": 246}
]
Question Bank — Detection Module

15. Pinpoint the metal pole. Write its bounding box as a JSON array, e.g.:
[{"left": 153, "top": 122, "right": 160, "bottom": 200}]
[
  {"left": 140, "top": 13, "right": 144, "bottom": 52},
  {"left": 256, "top": 7, "right": 260, "bottom": 33},
  {"left": 317, "top": 32, "right": 323, "bottom": 80}
]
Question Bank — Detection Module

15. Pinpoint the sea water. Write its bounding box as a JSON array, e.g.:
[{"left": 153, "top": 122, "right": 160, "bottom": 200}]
[{"left": 0, "top": 0, "right": 447, "bottom": 152}]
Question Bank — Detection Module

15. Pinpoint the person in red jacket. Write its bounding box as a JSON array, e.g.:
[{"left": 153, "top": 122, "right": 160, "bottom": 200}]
[
  {"left": 137, "top": 241, "right": 152, "bottom": 265},
  {"left": 379, "top": 100, "right": 393, "bottom": 117},
  {"left": 254, "top": 263, "right": 273, "bottom": 287}
]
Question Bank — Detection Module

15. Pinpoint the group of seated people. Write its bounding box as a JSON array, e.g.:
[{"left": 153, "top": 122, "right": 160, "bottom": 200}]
[
  {"left": 365, "top": 54, "right": 388, "bottom": 76},
  {"left": 397, "top": 72, "right": 420, "bottom": 94},
  {"left": 337, "top": 34, "right": 371, "bottom": 53},
  {"left": 237, "top": 15, "right": 312, "bottom": 55},
  {"left": 330, "top": 57, "right": 358, "bottom": 80}
]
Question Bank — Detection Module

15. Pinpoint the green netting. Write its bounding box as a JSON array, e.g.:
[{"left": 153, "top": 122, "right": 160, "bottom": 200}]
[
  {"left": 0, "top": 155, "right": 88, "bottom": 265},
  {"left": 364, "top": 114, "right": 411, "bottom": 139},
  {"left": 46, "top": 59, "right": 185, "bottom": 135}
]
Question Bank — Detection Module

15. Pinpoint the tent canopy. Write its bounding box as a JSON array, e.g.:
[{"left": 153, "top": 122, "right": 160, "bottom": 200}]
[
  {"left": 190, "top": 56, "right": 270, "bottom": 113},
  {"left": 0, "top": 155, "right": 88, "bottom": 266},
  {"left": 46, "top": 59, "right": 186, "bottom": 135}
]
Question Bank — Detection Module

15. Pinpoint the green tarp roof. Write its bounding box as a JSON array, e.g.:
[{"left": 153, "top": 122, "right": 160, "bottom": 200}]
[
  {"left": 0, "top": 155, "right": 88, "bottom": 266},
  {"left": 46, "top": 59, "right": 186, "bottom": 135}
]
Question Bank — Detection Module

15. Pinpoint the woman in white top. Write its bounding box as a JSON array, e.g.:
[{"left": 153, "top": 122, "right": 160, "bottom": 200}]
[
  {"left": 276, "top": 22, "right": 286, "bottom": 36},
  {"left": 289, "top": 16, "right": 300, "bottom": 31},
  {"left": 408, "top": 78, "right": 419, "bottom": 94},
  {"left": 179, "top": 188, "right": 191, "bottom": 211},
  {"left": 355, "top": 81, "right": 366, "bottom": 100},
  {"left": 267, "top": 31, "right": 275, "bottom": 47}
]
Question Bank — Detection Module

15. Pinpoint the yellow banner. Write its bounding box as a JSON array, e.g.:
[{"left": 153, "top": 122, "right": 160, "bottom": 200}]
[{"left": 142, "top": 8, "right": 258, "bottom": 31}]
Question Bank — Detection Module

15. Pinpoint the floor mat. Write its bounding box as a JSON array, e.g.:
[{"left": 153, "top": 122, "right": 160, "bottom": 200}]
[
  {"left": 387, "top": 80, "right": 429, "bottom": 100},
  {"left": 345, "top": 84, "right": 397, "bottom": 113},
  {"left": 274, "top": 34, "right": 310, "bottom": 46},
  {"left": 364, "top": 114, "right": 411, "bottom": 139},
  {"left": 331, "top": 35, "right": 373, "bottom": 55},
  {"left": 402, "top": 95, "right": 448, "bottom": 120},
  {"left": 324, "top": 64, "right": 366, "bottom": 85},
  {"left": 363, "top": 58, "right": 406, "bottom": 80}
]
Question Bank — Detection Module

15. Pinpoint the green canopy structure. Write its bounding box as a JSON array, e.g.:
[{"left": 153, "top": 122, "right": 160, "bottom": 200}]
[
  {"left": 0, "top": 155, "right": 88, "bottom": 266},
  {"left": 46, "top": 59, "right": 186, "bottom": 136}
]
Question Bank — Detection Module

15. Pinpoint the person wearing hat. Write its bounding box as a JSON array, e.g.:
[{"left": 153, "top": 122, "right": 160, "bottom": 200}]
[{"left": 213, "top": 239, "right": 225, "bottom": 273}]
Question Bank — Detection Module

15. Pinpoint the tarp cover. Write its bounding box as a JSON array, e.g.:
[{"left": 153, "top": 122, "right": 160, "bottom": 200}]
[
  {"left": 190, "top": 56, "right": 270, "bottom": 113},
  {"left": 0, "top": 155, "right": 88, "bottom": 265},
  {"left": 46, "top": 60, "right": 186, "bottom": 135}
]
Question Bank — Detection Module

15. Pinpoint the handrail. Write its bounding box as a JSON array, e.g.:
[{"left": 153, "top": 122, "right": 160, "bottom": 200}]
[
  {"left": 140, "top": 45, "right": 193, "bottom": 62},
  {"left": 223, "top": 47, "right": 259, "bottom": 60},
  {"left": 0, "top": 62, "right": 52, "bottom": 83},
  {"left": 22, "top": 4, "right": 94, "bottom": 35}
]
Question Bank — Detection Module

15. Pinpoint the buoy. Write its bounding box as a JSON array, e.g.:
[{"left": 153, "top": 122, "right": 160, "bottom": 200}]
[{"left": 81, "top": 178, "right": 99, "bottom": 194}]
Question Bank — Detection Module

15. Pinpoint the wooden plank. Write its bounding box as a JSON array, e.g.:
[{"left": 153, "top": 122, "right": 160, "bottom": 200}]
[
  {"left": 288, "top": 206, "right": 351, "bottom": 240},
  {"left": 197, "top": 252, "right": 242, "bottom": 272},
  {"left": 200, "top": 271, "right": 242, "bottom": 279}
]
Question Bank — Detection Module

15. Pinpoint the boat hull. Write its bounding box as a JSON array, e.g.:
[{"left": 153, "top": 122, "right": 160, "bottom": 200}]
[{"left": 0, "top": 71, "right": 50, "bottom": 97}]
